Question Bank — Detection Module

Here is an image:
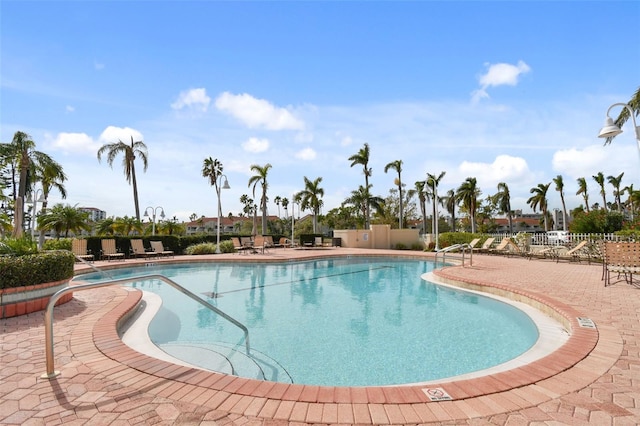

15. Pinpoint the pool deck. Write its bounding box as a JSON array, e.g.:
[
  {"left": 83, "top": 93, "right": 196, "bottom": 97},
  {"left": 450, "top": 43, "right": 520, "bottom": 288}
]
[{"left": 1, "top": 247, "right": 639, "bottom": 424}]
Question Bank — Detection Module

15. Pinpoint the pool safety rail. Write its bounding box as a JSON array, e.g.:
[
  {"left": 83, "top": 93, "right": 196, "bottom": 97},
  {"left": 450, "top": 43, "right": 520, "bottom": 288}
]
[
  {"left": 41, "top": 274, "right": 251, "bottom": 379},
  {"left": 434, "top": 243, "right": 473, "bottom": 267}
]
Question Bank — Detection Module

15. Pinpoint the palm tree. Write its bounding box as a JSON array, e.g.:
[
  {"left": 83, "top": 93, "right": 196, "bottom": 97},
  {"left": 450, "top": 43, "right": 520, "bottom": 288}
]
[
  {"left": 281, "top": 197, "right": 289, "bottom": 219},
  {"left": 1, "top": 131, "right": 58, "bottom": 237},
  {"left": 552, "top": 175, "right": 568, "bottom": 231},
  {"left": 296, "top": 177, "right": 324, "bottom": 233},
  {"left": 35, "top": 159, "right": 67, "bottom": 247},
  {"left": 527, "top": 182, "right": 551, "bottom": 231},
  {"left": 345, "top": 184, "right": 383, "bottom": 228},
  {"left": 97, "top": 135, "right": 149, "bottom": 220},
  {"left": 607, "top": 172, "right": 624, "bottom": 211},
  {"left": 592, "top": 172, "right": 607, "bottom": 212},
  {"left": 38, "top": 204, "right": 90, "bottom": 238},
  {"left": 274, "top": 195, "right": 282, "bottom": 218},
  {"left": 494, "top": 182, "right": 513, "bottom": 233},
  {"left": 426, "top": 172, "right": 446, "bottom": 235},
  {"left": 384, "top": 160, "right": 403, "bottom": 229},
  {"left": 247, "top": 163, "right": 272, "bottom": 235},
  {"left": 348, "top": 143, "right": 372, "bottom": 228},
  {"left": 576, "top": 177, "right": 590, "bottom": 213},
  {"left": 414, "top": 180, "right": 427, "bottom": 234},
  {"left": 202, "top": 157, "right": 224, "bottom": 219},
  {"left": 444, "top": 189, "right": 458, "bottom": 232},
  {"left": 113, "top": 216, "right": 143, "bottom": 236},
  {"left": 457, "top": 177, "right": 481, "bottom": 233}
]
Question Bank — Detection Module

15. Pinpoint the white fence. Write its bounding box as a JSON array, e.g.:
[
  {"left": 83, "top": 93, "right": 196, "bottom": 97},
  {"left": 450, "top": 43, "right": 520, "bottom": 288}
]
[{"left": 489, "top": 232, "right": 635, "bottom": 246}]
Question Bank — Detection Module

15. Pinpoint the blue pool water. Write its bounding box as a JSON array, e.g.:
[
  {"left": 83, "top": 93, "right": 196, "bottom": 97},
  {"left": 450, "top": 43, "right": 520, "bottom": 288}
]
[{"left": 77, "top": 257, "right": 539, "bottom": 386}]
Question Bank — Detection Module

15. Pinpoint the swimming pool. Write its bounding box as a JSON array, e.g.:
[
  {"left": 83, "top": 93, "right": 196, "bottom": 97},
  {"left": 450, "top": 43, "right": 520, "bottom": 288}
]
[{"left": 78, "top": 257, "right": 542, "bottom": 386}]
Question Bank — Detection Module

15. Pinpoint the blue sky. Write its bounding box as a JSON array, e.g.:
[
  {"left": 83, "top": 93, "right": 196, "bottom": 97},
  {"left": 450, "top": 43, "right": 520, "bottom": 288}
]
[{"left": 2, "top": 1, "right": 639, "bottom": 223}]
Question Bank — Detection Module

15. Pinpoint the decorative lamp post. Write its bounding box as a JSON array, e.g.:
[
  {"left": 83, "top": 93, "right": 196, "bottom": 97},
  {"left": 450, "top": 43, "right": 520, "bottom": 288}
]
[
  {"left": 215, "top": 175, "right": 230, "bottom": 254},
  {"left": 144, "top": 206, "right": 165, "bottom": 236},
  {"left": 27, "top": 189, "right": 45, "bottom": 242},
  {"left": 598, "top": 102, "right": 640, "bottom": 164}
]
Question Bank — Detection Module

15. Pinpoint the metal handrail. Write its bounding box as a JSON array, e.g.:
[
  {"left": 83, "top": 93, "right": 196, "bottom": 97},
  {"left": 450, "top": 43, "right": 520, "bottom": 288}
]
[
  {"left": 42, "top": 274, "right": 250, "bottom": 378},
  {"left": 434, "top": 243, "right": 473, "bottom": 267}
]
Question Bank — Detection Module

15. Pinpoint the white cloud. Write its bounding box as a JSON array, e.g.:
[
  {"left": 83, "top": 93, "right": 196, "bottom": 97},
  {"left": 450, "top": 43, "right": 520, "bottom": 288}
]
[
  {"left": 242, "top": 137, "right": 270, "bottom": 153},
  {"left": 94, "top": 61, "right": 105, "bottom": 70},
  {"left": 295, "top": 147, "right": 317, "bottom": 161},
  {"left": 215, "top": 92, "right": 305, "bottom": 130},
  {"left": 98, "top": 126, "right": 144, "bottom": 144},
  {"left": 459, "top": 154, "right": 531, "bottom": 185},
  {"left": 65, "top": 105, "right": 75, "bottom": 113},
  {"left": 471, "top": 60, "right": 531, "bottom": 103},
  {"left": 171, "top": 88, "right": 211, "bottom": 112},
  {"left": 51, "top": 132, "right": 100, "bottom": 154}
]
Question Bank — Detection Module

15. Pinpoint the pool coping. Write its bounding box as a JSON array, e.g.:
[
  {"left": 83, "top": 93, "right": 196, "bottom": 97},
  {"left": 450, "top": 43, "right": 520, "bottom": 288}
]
[{"left": 77, "top": 252, "right": 612, "bottom": 418}]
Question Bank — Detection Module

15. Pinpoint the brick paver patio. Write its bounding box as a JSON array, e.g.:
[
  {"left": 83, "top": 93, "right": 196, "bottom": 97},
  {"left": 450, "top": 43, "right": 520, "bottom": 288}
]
[{"left": 1, "top": 248, "right": 638, "bottom": 424}]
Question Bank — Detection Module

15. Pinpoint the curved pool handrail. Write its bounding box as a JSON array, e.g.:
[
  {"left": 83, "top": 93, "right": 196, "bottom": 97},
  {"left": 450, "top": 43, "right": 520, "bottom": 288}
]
[
  {"left": 42, "top": 273, "right": 250, "bottom": 378},
  {"left": 434, "top": 243, "right": 473, "bottom": 267}
]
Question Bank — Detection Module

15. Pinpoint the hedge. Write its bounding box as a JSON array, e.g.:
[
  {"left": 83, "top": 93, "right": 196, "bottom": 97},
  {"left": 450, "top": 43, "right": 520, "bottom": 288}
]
[{"left": 0, "top": 250, "right": 75, "bottom": 290}]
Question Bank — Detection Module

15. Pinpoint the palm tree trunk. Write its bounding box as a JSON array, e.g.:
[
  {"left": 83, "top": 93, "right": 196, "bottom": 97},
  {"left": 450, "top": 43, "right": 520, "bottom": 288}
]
[{"left": 131, "top": 161, "right": 140, "bottom": 220}]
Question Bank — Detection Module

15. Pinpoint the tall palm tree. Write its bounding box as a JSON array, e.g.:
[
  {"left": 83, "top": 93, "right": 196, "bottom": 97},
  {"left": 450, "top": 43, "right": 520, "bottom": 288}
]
[
  {"left": 622, "top": 183, "right": 636, "bottom": 219},
  {"left": 384, "top": 159, "right": 403, "bottom": 229},
  {"left": 281, "top": 197, "right": 289, "bottom": 219},
  {"left": 607, "top": 172, "right": 625, "bottom": 211},
  {"left": 414, "top": 180, "right": 427, "bottom": 234},
  {"left": 202, "top": 157, "right": 224, "bottom": 218},
  {"left": 527, "top": 182, "right": 551, "bottom": 231},
  {"left": 274, "top": 195, "right": 282, "bottom": 218},
  {"left": 592, "top": 172, "right": 607, "bottom": 212},
  {"left": 576, "top": 177, "right": 590, "bottom": 213},
  {"left": 247, "top": 163, "right": 272, "bottom": 235},
  {"left": 444, "top": 189, "right": 458, "bottom": 232},
  {"left": 35, "top": 159, "right": 67, "bottom": 247},
  {"left": 348, "top": 143, "right": 372, "bottom": 228},
  {"left": 552, "top": 175, "right": 568, "bottom": 231},
  {"left": 426, "top": 172, "right": 446, "bottom": 235},
  {"left": 97, "top": 136, "right": 149, "bottom": 220},
  {"left": 296, "top": 177, "right": 324, "bottom": 233},
  {"left": 1, "top": 131, "right": 58, "bottom": 237},
  {"left": 457, "top": 177, "right": 480, "bottom": 233},
  {"left": 494, "top": 182, "right": 513, "bottom": 233}
]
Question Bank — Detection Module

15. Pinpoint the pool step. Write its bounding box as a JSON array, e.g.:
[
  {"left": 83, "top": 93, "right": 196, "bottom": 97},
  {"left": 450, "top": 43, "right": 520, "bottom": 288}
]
[{"left": 158, "top": 342, "right": 293, "bottom": 383}]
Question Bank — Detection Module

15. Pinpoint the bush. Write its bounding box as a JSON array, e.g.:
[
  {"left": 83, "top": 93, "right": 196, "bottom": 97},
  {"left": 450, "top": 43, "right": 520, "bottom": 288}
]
[
  {"left": 184, "top": 239, "right": 236, "bottom": 255},
  {"left": 43, "top": 238, "right": 72, "bottom": 251},
  {"left": 394, "top": 243, "right": 408, "bottom": 250},
  {"left": 0, "top": 250, "right": 75, "bottom": 289},
  {"left": 570, "top": 210, "right": 624, "bottom": 233},
  {"left": 0, "top": 237, "right": 38, "bottom": 256}
]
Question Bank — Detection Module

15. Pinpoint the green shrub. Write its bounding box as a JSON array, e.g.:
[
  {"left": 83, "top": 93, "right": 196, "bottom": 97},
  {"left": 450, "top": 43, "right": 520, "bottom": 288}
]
[
  {"left": 411, "top": 242, "right": 424, "bottom": 251},
  {"left": 43, "top": 238, "right": 72, "bottom": 251},
  {"left": 394, "top": 243, "right": 408, "bottom": 250},
  {"left": 0, "top": 250, "right": 75, "bottom": 289},
  {"left": 0, "top": 237, "right": 38, "bottom": 256},
  {"left": 184, "top": 239, "right": 236, "bottom": 255}
]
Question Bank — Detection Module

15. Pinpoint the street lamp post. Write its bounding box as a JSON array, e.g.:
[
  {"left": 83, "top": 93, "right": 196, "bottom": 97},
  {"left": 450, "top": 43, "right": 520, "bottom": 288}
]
[
  {"left": 144, "top": 206, "right": 165, "bottom": 236},
  {"left": 215, "top": 175, "right": 230, "bottom": 254},
  {"left": 27, "top": 189, "right": 45, "bottom": 244},
  {"left": 291, "top": 197, "right": 297, "bottom": 248},
  {"left": 598, "top": 102, "right": 640, "bottom": 165},
  {"left": 433, "top": 183, "right": 440, "bottom": 251}
]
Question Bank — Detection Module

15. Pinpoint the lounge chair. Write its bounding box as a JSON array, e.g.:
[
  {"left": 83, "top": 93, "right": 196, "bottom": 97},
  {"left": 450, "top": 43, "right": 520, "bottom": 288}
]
[
  {"left": 475, "top": 237, "right": 496, "bottom": 253},
  {"left": 231, "top": 237, "right": 249, "bottom": 254},
  {"left": 150, "top": 241, "right": 174, "bottom": 257},
  {"left": 279, "top": 237, "right": 293, "bottom": 248},
  {"left": 253, "top": 235, "right": 269, "bottom": 254},
  {"left": 467, "top": 238, "right": 481, "bottom": 250},
  {"left": 314, "top": 236, "right": 330, "bottom": 247},
  {"left": 101, "top": 239, "right": 125, "bottom": 261},
  {"left": 264, "top": 235, "right": 280, "bottom": 248},
  {"left": 71, "top": 238, "right": 94, "bottom": 262},
  {"left": 556, "top": 240, "right": 591, "bottom": 263},
  {"left": 487, "top": 238, "right": 511, "bottom": 255},
  {"left": 130, "top": 239, "right": 158, "bottom": 258}
]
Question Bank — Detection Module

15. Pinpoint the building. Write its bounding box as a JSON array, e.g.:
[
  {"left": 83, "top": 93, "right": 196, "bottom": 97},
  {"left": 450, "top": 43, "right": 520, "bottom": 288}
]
[{"left": 79, "top": 207, "right": 107, "bottom": 222}]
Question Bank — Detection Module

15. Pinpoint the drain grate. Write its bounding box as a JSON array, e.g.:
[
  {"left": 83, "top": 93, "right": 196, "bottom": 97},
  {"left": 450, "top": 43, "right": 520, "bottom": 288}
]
[{"left": 577, "top": 317, "right": 596, "bottom": 329}]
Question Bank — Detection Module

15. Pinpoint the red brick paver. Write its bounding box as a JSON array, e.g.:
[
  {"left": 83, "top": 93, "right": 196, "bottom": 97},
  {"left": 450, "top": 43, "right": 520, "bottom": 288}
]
[{"left": 1, "top": 248, "right": 638, "bottom": 424}]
